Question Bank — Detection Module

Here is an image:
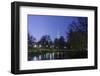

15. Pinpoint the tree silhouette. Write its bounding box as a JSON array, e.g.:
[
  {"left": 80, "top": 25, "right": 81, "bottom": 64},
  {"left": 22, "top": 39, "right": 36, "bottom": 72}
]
[
  {"left": 54, "top": 36, "right": 66, "bottom": 49},
  {"left": 54, "top": 38, "right": 59, "bottom": 48},
  {"left": 67, "top": 17, "right": 88, "bottom": 50},
  {"left": 28, "top": 33, "right": 36, "bottom": 48},
  {"left": 59, "top": 36, "right": 66, "bottom": 49},
  {"left": 38, "top": 35, "right": 52, "bottom": 48}
]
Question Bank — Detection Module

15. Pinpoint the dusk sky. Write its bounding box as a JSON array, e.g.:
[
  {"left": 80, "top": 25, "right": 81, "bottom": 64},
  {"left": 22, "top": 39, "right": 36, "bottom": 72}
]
[{"left": 28, "top": 15, "right": 78, "bottom": 42}]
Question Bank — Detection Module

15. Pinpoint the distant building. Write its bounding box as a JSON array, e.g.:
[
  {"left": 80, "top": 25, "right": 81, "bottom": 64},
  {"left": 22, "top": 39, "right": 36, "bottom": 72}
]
[{"left": 33, "top": 42, "right": 43, "bottom": 48}]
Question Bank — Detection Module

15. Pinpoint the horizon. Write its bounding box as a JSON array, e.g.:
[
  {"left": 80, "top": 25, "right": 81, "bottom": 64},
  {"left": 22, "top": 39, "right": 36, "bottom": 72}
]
[{"left": 28, "top": 15, "right": 85, "bottom": 42}]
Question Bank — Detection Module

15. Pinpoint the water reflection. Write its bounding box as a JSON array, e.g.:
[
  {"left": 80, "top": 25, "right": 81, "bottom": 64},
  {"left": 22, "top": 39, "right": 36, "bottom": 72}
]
[
  {"left": 29, "top": 52, "right": 69, "bottom": 61},
  {"left": 28, "top": 50, "right": 88, "bottom": 61}
]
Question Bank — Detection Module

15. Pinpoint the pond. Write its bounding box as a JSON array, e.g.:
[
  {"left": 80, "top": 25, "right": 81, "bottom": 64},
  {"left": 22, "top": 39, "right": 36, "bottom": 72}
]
[{"left": 28, "top": 50, "right": 87, "bottom": 61}]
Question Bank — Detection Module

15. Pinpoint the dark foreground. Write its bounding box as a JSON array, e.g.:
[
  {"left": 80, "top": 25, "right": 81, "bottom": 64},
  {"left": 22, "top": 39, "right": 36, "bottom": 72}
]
[{"left": 28, "top": 50, "right": 88, "bottom": 61}]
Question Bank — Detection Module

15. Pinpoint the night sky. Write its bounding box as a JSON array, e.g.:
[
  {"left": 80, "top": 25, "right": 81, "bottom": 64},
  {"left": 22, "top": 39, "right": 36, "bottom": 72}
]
[{"left": 28, "top": 15, "right": 78, "bottom": 42}]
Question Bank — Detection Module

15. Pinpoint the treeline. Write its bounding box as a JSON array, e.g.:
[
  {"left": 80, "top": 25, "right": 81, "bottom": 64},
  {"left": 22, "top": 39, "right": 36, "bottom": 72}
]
[
  {"left": 28, "top": 34, "right": 67, "bottom": 49},
  {"left": 28, "top": 17, "right": 87, "bottom": 50},
  {"left": 67, "top": 17, "right": 87, "bottom": 50}
]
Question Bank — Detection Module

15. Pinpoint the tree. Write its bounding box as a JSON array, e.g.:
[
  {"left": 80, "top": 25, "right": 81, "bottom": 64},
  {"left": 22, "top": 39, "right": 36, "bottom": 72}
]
[
  {"left": 67, "top": 17, "right": 88, "bottom": 50},
  {"left": 54, "top": 38, "right": 59, "bottom": 48},
  {"left": 39, "top": 35, "right": 52, "bottom": 48},
  {"left": 59, "top": 36, "right": 66, "bottom": 49},
  {"left": 67, "top": 32, "right": 86, "bottom": 50},
  {"left": 28, "top": 33, "right": 36, "bottom": 48},
  {"left": 77, "top": 17, "right": 87, "bottom": 33},
  {"left": 54, "top": 36, "right": 66, "bottom": 49}
]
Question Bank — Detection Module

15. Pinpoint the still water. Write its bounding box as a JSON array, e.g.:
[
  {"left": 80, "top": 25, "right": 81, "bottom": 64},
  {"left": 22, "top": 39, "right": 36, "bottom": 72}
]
[
  {"left": 28, "top": 50, "right": 87, "bottom": 61},
  {"left": 28, "top": 52, "right": 69, "bottom": 61}
]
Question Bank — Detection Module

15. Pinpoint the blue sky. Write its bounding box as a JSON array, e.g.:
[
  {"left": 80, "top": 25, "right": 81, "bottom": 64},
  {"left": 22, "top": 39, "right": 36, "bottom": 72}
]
[{"left": 28, "top": 15, "right": 78, "bottom": 42}]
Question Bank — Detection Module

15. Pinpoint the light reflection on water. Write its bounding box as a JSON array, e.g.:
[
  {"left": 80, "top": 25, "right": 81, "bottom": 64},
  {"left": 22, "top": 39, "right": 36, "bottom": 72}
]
[
  {"left": 28, "top": 50, "right": 87, "bottom": 61},
  {"left": 30, "top": 52, "right": 68, "bottom": 61}
]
